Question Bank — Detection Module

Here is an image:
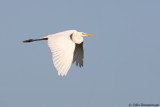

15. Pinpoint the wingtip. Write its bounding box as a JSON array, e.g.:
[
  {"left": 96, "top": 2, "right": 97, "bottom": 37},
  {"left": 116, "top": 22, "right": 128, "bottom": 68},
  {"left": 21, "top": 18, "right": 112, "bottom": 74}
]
[{"left": 58, "top": 72, "right": 68, "bottom": 77}]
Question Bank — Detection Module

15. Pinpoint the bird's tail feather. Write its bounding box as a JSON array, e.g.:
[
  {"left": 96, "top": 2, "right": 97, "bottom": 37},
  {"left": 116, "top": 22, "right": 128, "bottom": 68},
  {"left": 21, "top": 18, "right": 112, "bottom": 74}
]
[{"left": 23, "top": 38, "right": 48, "bottom": 43}]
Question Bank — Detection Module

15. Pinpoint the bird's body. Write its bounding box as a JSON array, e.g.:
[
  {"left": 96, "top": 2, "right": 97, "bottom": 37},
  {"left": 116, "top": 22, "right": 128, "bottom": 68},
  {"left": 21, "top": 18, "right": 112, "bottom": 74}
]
[{"left": 23, "top": 30, "right": 94, "bottom": 76}]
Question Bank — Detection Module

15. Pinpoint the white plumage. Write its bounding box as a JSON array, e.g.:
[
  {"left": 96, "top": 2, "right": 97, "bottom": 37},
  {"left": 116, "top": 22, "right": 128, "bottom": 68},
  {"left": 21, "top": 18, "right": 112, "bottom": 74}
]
[
  {"left": 23, "top": 30, "right": 94, "bottom": 76},
  {"left": 47, "top": 31, "right": 75, "bottom": 76}
]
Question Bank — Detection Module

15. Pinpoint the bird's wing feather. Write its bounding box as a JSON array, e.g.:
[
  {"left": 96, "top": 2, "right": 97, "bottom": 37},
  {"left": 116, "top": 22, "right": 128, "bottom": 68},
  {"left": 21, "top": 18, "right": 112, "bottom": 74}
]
[
  {"left": 47, "top": 34, "right": 75, "bottom": 76},
  {"left": 72, "top": 42, "right": 84, "bottom": 67}
]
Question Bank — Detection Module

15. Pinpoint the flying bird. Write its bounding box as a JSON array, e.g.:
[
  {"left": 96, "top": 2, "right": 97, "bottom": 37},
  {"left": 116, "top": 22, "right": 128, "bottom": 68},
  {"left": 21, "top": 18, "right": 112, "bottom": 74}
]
[{"left": 23, "top": 30, "right": 94, "bottom": 76}]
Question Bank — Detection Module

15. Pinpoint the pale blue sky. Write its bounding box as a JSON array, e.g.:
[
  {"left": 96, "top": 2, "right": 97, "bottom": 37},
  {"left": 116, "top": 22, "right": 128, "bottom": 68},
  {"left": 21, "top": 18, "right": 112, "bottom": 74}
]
[{"left": 0, "top": 0, "right": 160, "bottom": 107}]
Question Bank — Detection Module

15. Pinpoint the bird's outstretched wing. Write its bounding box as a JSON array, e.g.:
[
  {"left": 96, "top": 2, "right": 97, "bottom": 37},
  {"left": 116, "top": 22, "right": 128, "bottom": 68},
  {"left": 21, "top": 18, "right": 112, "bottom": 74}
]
[
  {"left": 47, "top": 34, "right": 75, "bottom": 76},
  {"left": 72, "top": 42, "right": 84, "bottom": 67}
]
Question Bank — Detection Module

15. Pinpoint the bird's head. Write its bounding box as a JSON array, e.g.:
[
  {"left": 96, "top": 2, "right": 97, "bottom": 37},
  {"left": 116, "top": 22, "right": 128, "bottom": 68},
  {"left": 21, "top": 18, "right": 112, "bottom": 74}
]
[{"left": 71, "top": 31, "right": 95, "bottom": 44}]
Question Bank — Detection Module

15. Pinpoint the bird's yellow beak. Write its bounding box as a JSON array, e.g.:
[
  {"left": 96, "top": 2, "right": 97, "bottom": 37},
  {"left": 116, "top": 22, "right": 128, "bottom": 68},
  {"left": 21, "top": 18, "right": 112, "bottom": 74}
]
[{"left": 82, "top": 33, "right": 95, "bottom": 36}]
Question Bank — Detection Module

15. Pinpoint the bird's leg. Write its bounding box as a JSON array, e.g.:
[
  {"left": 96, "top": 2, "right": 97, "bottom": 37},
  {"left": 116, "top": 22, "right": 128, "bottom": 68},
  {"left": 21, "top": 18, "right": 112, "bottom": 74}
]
[{"left": 23, "top": 38, "right": 48, "bottom": 43}]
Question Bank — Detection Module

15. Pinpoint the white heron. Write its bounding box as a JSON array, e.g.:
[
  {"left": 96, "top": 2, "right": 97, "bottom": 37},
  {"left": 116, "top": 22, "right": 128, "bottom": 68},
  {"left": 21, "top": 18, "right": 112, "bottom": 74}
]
[{"left": 23, "top": 30, "right": 94, "bottom": 76}]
